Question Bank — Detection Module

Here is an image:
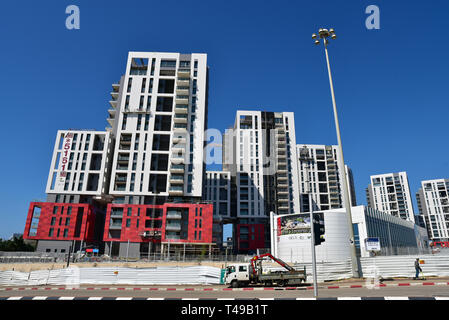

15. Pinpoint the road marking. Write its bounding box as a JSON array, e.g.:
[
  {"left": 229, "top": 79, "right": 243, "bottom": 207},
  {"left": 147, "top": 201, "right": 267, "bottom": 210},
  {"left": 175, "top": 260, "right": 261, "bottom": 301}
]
[
  {"left": 147, "top": 298, "right": 165, "bottom": 300},
  {"left": 32, "top": 296, "right": 48, "bottom": 300},
  {"left": 7, "top": 297, "right": 23, "bottom": 300},
  {"left": 116, "top": 297, "right": 133, "bottom": 300},
  {"left": 59, "top": 297, "right": 75, "bottom": 300},
  {"left": 435, "top": 297, "right": 449, "bottom": 300},
  {"left": 338, "top": 297, "right": 362, "bottom": 300},
  {"left": 87, "top": 297, "right": 103, "bottom": 300},
  {"left": 384, "top": 296, "right": 409, "bottom": 300}
]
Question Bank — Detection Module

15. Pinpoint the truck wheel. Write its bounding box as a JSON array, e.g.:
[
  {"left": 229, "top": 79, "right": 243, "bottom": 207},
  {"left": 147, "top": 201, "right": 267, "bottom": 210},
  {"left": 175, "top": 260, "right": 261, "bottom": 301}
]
[
  {"left": 231, "top": 280, "right": 239, "bottom": 288},
  {"left": 277, "top": 280, "right": 288, "bottom": 287}
]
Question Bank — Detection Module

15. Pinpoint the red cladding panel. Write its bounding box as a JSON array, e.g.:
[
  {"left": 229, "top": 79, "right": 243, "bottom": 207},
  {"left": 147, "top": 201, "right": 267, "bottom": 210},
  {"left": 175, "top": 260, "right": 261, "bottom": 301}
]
[
  {"left": 23, "top": 202, "right": 95, "bottom": 242},
  {"left": 103, "top": 203, "right": 213, "bottom": 244}
]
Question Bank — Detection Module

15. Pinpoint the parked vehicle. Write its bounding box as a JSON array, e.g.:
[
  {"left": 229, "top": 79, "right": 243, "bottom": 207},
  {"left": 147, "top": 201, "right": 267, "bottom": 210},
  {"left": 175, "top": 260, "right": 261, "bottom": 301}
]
[{"left": 224, "top": 253, "right": 307, "bottom": 288}]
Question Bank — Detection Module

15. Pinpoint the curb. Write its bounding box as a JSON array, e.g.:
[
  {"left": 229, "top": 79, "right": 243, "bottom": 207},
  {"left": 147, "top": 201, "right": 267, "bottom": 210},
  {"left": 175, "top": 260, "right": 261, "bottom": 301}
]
[{"left": 1, "top": 282, "right": 449, "bottom": 291}]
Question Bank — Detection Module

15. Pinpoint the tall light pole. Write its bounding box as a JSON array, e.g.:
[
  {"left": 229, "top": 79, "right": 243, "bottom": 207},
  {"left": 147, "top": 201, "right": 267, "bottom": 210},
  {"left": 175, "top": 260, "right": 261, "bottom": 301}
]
[
  {"left": 312, "top": 28, "right": 360, "bottom": 278},
  {"left": 299, "top": 146, "right": 318, "bottom": 297}
]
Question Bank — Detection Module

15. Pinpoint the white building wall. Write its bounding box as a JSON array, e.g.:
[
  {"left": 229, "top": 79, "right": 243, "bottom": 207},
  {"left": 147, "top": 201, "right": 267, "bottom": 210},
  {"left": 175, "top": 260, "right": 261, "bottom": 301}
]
[
  {"left": 367, "top": 172, "right": 415, "bottom": 223},
  {"left": 417, "top": 179, "right": 449, "bottom": 240},
  {"left": 46, "top": 130, "right": 111, "bottom": 196},
  {"left": 108, "top": 52, "right": 208, "bottom": 198}
]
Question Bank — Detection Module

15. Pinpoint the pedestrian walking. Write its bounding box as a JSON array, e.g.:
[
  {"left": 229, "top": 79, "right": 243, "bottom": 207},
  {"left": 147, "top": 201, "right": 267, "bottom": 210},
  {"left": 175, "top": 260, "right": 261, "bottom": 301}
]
[{"left": 414, "top": 258, "right": 422, "bottom": 280}]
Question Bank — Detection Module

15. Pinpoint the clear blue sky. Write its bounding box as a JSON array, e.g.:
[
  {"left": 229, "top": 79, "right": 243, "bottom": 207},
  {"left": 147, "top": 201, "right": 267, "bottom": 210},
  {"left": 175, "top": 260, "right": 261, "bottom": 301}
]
[{"left": 1, "top": 1, "right": 448, "bottom": 239}]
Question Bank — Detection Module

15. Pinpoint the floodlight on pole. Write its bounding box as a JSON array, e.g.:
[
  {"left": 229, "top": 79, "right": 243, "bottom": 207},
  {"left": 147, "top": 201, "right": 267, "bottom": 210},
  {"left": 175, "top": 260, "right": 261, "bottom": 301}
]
[{"left": 312, "top": 28, "right": 360, "bottom": 278}]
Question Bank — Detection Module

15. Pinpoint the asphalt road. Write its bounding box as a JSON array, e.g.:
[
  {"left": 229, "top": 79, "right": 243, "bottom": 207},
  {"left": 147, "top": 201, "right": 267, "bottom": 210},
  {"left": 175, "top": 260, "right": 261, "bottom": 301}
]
[{"left": 1, "top": 280, "right": 449, "bottom": 299}]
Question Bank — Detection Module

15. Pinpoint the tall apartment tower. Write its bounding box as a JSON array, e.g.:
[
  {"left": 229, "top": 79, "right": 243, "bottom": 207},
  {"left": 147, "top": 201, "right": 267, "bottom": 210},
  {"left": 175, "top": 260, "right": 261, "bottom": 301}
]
[
  {"left": 416, "top": 178, "right": 449, "bottom": 241},
  {"left": 366, "top": 172, "right": 415, "bottom": 223},
  {"left": 296, "top": 144, "right": 356, "bottom": 212},
  {"left": 108, "top": 52, "right": 209, "bottom": 204},
  {"left": 223, "top": 110, "right": 301, "bottom": 252},
  {"left": 24, "top": 52, "right": 215, "bottom": 257}
]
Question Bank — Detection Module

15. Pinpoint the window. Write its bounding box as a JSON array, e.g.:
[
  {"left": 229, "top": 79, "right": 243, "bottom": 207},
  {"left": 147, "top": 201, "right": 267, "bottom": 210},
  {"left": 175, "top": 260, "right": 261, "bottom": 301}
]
[{"left": 239, "top": 265, "right": 247, "bottom": 272}]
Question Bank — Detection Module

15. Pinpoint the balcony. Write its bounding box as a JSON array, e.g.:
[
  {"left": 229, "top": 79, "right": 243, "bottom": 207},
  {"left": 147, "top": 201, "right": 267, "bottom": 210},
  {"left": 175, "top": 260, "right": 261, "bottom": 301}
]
[
  {"left": 110, "top": 92, "right": 119, "bottom": 100},
  {"left": 172, "top": 135, "right": 187, "bottom": 144},
  {"left": 172, "top": 144, "right": 186, "bottom": 153},
  {"left": 277, "top": 197, "right": 289, "bottom": 202},
  {"left": 169, "top": 186, "right": 184, "bottom": 196},
  {"left": 166, "top": 223, "right": 182, "bottom": 232},
  {"left": 170, "top": 164, "right": 185, "bottom": 173},
  {"left": 277, "top": 189, "right": 289, "bottom": 195},
  {"left": 177, "top": 78, "right": 190, "bottom": 87},
  {"left": 176, "top": 87, "right": 189, "bottom": 95},
  {"left": 166, "top": 211, "right": 182, "bottom": 219},
  {"left": 177, "top": 69, "right": 190, "bottom": 77},
  {"left": 278, "top": 204, "right": 289, "bottom": 210},
  {"left": 173, "top": 114, "right": 188, "bottom": 123},
  {"left": 112, "top": 83, "right": 120, "bottom": 91},
  {"left": 175, "top": 96, "right": 189, "bottom": 105},
  {"left": 169, "top": 175, "right": 185, "bottom": 184},
  {"left": 173, "top": 125, "right": 188, "bottom": 133},
  {"left": 108, "top": 108, "right": 116, "bottom": 116},
  {"left": 109, "top": 100, "right": 118, "bottom": 109},
  {"left": 174, "top": 105, "right": 189, "bottom": 114}
]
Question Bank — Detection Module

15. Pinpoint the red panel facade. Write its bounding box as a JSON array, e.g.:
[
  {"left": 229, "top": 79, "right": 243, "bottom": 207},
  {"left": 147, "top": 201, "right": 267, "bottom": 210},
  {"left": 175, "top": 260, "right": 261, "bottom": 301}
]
[
  {"left": 103, "top": 203, "right": 213, "bottom": 244},
  {"left": 23, "top": 202, "right": 95, "bottom": 242},
  {"left": 236, "top": 223, "right": 265, "bottom": 252}
]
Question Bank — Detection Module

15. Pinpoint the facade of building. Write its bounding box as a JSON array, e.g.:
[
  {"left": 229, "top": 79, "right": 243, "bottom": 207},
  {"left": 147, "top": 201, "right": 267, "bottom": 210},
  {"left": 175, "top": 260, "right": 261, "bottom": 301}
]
[
  {"left": 108, "top": 52, "right": 209, "bottom": 204},
  {"left": 103, "top": 202, "right": 213, "bottom": 259},
  {"left": 416, "top": 178, "right": 449, "bottom": 241},
  {"left": 296, "top": 144, "right": 356, "bottom": 213},
  {"left": 24, "top": 202, "right": 99, "bottom": 253},
  {"left": 23, "top": 52, "right": 215, "bottom": 257},
  {"left": 204, "top": 171, "right": 232, "bottom": 247},
  {"left": 366, "top": 172, "right": 415, "bottom": 223},
  {"left": 222, "top": 110, "right": 301, "bottom": 253}
]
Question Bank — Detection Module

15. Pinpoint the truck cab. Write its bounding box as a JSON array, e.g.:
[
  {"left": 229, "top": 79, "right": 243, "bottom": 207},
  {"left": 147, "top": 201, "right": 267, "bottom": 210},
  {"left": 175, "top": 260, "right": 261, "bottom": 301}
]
[{"left": 224, "top": 263, "right": 252, "bottom": 288}]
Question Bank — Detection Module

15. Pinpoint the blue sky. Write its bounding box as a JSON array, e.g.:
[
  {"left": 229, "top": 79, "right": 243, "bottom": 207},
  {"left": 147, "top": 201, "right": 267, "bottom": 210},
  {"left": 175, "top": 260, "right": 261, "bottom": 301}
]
[{"left": 0, "top": 1, "right": 448, "bottom": 239}]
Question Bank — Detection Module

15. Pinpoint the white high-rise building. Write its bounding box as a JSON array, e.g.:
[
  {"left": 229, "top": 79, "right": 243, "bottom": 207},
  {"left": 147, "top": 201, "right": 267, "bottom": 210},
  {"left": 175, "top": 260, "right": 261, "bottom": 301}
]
[
  {"left": 296, "top": 144, "right": 356, "bottom": 213},
  {"left": 107, "top": 52, "right": 209, "bottom": 204},
  {"left": 223, "top": 110, "right": 300, "bottom": 252},
  {"left": 46, "top": 130, "right": 112, "bottom": 202},
  {"left": 416, "top": 178, "right": 449, "bottom": 241},
  {"left": 366, "top": 172, "right": 415, "bottom": 223}
]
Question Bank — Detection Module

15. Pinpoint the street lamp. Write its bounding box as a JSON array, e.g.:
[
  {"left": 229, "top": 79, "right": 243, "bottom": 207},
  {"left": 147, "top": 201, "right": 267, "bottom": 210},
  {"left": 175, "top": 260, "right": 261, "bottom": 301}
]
[{"left": 312, "top": 28, "right": 360, "bottom": 278}]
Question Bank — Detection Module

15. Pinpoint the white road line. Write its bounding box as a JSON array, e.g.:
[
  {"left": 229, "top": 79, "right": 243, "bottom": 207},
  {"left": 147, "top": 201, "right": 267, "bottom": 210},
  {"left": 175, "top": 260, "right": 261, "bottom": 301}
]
[
  {"left": 7, "top": 297, "right": 23, "bottom": 300},
  {"left": 59, "top": 297, "right": 75, "bottom": 300},
  {"left": 434, "top": 297, "right": 449, "bottom": 300},
  {"left": 87, "top": 297, "right": 103, "bottom": 300},
  {"left": 116, "top": 297, "right": 133, "bottom": 300},
  {"left": 384, "top": 296, "right": 409, "bottom": 300},
  {"left": 338, "top": 297, "right": 362, "bottom": 300},
  {"left": 297, "top": 298, "right": 317, "bottom": 300},
  {"left": 32, "top": 296, "right": 48, "bottom": 300},
  {"left": 147, "top": 298, "right": 165, "bottom": 300}
]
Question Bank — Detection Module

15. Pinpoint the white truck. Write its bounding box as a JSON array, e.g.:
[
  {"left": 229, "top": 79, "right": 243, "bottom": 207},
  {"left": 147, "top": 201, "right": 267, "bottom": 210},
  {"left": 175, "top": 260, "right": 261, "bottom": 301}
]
[{"left": 224, "top": 253, "right": 307, "bottom": 288}]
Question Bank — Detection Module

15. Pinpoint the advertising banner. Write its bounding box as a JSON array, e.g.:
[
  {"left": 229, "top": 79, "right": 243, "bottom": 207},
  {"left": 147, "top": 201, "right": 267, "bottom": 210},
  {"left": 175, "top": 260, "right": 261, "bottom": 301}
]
[{"left": 56, "top": 132, "right": 74, "bottom": 189}]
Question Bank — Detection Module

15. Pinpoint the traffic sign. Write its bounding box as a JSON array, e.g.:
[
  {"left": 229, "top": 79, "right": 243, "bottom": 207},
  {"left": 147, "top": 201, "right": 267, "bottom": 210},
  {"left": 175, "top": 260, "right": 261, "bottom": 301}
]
[{"left": 365, "top": 237, "right": 381, "bottom": 251}]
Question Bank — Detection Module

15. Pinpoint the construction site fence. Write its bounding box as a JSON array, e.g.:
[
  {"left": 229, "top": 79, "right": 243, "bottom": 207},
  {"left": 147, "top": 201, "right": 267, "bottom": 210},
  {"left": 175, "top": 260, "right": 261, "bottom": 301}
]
[
  {"left": 1, "top": 252, "right": 449, "bottom": 286},
  {"left": 0, "top": 266, "right": 222, "bottom": 286},
  {"left": 0, "top": 251, "right": 255, "bottom": 264}
]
